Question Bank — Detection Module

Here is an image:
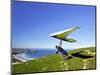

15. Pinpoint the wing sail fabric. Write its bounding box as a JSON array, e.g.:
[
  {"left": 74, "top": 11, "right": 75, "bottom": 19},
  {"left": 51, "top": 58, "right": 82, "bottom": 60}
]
[{"left": 50, "top": 27, "right": 80, "bottom": 43}]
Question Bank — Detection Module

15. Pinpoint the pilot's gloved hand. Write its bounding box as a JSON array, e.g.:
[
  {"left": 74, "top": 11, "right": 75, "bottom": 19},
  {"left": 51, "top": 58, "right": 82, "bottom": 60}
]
[{"left": 56, "top": 51, "right": 59, "bottom": 54}]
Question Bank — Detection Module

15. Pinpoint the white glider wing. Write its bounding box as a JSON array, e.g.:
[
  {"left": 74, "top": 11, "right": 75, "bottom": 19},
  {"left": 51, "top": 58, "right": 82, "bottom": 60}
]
[{"left": 50, "top": 27, "right": 80, "bottom": 43}]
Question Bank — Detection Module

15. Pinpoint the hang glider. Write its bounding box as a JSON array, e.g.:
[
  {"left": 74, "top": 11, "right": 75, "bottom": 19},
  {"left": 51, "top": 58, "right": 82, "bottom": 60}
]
[{"left": 50, "top": 27, "right": 80, "bottom": 43}]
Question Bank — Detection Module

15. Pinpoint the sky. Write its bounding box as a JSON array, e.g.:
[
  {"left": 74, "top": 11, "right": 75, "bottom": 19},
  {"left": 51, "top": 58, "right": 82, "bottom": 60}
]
[{"left": 12, "top": 1, "right": 96, "bottom": 49}]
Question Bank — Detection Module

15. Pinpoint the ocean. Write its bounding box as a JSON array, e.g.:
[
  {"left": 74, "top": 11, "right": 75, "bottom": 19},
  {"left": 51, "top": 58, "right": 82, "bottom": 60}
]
[{"left": 14, "top": 49, "right": 70, "bottom": 61}]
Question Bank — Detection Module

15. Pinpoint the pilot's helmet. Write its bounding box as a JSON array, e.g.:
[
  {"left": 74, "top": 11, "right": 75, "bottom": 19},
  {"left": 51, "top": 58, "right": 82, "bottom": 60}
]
[{"left": 56, "top": 45, "right": 59, "bottom": 49}]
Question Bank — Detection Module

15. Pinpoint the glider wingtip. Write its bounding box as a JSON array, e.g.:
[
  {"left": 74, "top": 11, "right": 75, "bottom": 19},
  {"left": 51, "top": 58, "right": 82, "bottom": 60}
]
[{"left": 50, "top": 34, "right": 53, "bottom": 36}]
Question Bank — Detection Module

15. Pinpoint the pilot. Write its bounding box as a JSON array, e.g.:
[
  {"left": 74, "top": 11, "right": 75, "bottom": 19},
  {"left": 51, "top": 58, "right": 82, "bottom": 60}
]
[{"left": 55, "top": 45, "right": 68, "bottom": 60}]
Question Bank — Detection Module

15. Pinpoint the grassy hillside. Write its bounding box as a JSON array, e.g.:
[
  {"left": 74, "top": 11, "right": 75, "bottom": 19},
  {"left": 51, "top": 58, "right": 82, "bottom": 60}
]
[{"left": 12, "top": 47, "right": 96, "bottom": 74}]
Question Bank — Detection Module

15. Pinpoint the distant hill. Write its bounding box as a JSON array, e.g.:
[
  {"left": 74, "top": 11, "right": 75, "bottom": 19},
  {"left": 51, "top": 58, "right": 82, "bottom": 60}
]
[
  {"left": 12, "top": 48, "right": 26, "bottom": 54},
  {"left": 12, "top": 47, "right": 96, "bottom": 74},
  {"left": 12, "top": 48, "right": 37, "bottom": 54}
]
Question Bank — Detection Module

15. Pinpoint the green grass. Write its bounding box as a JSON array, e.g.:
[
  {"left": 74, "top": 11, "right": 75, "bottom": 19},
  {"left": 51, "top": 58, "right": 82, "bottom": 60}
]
[{"left": 12, "top": 47, "right": 96, "bottom": 74}]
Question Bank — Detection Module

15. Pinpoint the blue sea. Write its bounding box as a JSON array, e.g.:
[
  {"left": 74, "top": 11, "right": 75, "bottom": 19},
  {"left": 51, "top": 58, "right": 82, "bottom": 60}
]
[{"left": 14, "top": 49, "right": 71, "bottom": 61}]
